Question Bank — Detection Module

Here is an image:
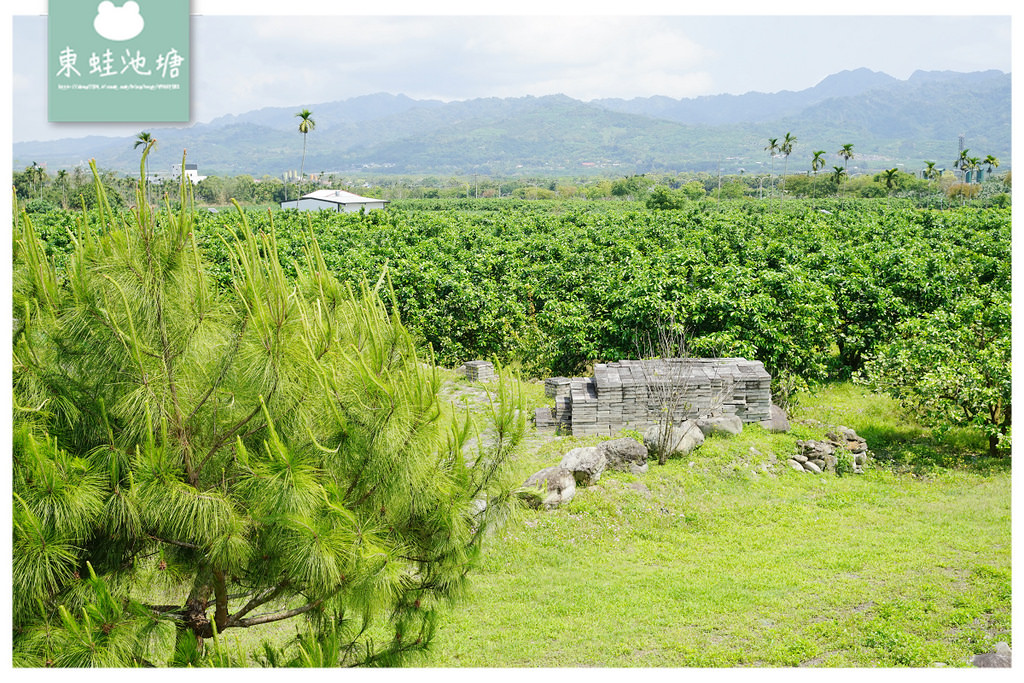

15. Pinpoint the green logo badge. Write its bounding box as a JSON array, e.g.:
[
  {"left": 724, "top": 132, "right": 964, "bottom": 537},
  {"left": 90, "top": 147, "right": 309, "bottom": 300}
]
[{"left": 49, "top": 0, "right": 190, "bottom": 122}]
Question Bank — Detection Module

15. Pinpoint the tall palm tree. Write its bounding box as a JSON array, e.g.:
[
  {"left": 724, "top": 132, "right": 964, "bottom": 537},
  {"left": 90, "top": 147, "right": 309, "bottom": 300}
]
[
  {"left": 983, "top": 155, "right": 1000, "bottom": 176},
  {"left": 296, "top": 109, "right": 316, "bottom": 195},
  {"left": 966, "top": 156, "right": 982, "bottom": 183},
  {"left": 811, "top": 150, "right": 826, "bottom": 175},
  {"left": 838, "top": 143, "right": 854, "bottom": 172},
  {"left": 955, "top": 149, "right": 971, "bottom": 181},
  {"left": 56, "top": 169, "right": 69, "bottom": 209},
  {"left": 133, "top": 131, "right": 157, "bottom": 205},
  {"left": 922, "top": 161, "right": 939, "bottom": 182},
  {"left": 810, "top": 150, "right": 826, "bottom": 198},
  {"left": 28, "top": 162, "right": 45, "bottom": 198},
  {"left": 882, "top": 167, "right": 899, "bottom": 192},
  {"left": 837, "top": 144, "right": 854, "bottom": 197},
  {"left": 831, "top": 165, "right": 847, "bottom": 196},
  {"left": 779, "top": 132, "right": 797, "bottom": 202},
  {"left": 764, "top": 137, "right": 779, "bottom": 202}
]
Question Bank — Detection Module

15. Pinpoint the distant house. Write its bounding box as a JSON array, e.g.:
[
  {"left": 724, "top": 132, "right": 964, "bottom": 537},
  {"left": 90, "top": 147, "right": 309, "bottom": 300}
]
[
  {"left": 171, "top": 163, "right": 207, "bottom": 185},
  {"left": 281, "top": 189, "right": 389, "bottom": 213}
]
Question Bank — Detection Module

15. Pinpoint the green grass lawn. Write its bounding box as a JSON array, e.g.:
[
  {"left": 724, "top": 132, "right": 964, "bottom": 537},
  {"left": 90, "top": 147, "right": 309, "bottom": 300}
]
[{"left": 422, "top": 382, "right": 1011, "bottom": 667}]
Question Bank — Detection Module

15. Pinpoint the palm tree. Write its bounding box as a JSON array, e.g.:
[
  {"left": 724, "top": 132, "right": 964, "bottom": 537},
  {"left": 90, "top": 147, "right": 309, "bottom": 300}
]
[
  {"left": 966, "top": 156, "right": 982, "bottom": 183},
  {"left": 922, "top": 161, "right": 939, "bottom": 182},
  {"left": 779, "top": 132, "right": 797, "bottom": 202},
  {"left": 28, "top": 162, "right": 46, "bottom": 198},
  {"left": 838, "top": 143, "right": 854, "bottom": 173},
  {"left": 837, "top": 144, "right": 854, "bottom": 197},
  {"left": 764, "top": 137, "right": 779, "bottom": 202},
  {"left": 811, "top": 150, "right": 826, "bottom": 175},
  {"left": 810, "top": 150, "right": 826, "bottom": 198},
  {"left": 955, "top": 149, "right": 971, "bottom": 181},
  {"left": 831, "top": 165, "right": 847, "bottom": 196},
  {"left": 133, "top": 131, "right": 157, "bottom": 205},
  {"left": 984, "top": 155, "right": 1000, "bottom": 176},
  {"left": 881, "top": 168, "right": 900, "bottom": 200},
  {"left": 56, "top": 169, "right": 69, "bottom": 209},
  {"left": 296, "top": 108, "right": 316, "bottom": 194}
]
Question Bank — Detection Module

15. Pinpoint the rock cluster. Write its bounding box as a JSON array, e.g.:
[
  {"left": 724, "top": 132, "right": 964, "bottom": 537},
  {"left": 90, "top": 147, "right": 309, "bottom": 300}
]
[
  {"left": 520, "top": 435, "right": 660, "bottom": 508},
  {"left": 521, "top": 410, "right": 752, "bottom": 509},
  {"left": 535, "top": 358, "right": 774, "bottom": 437},
  {"left": 790, "top": 426, "right": 868, "bottom": 474}
]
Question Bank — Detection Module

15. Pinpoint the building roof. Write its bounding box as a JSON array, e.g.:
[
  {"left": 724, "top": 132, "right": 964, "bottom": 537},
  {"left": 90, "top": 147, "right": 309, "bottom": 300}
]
[{"left": 298, "top": 189, "right": 388, "bottom": 205}]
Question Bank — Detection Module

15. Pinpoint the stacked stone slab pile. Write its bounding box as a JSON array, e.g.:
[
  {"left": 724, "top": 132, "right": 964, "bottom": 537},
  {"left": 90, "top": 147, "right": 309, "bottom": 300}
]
[
  {"left": 544, "top": 377, "right": 571, "bottom": 398},
  {"left": 534, "top": 358, "right": 772, "bottom": 437},
  {"left": 464, "top": 360, "right": 496, "bottom": 382},
  {"left": 568, "top": 377, "right": 601, "bottom": 436},
  {"left": 533, "top": 406, "right": 557, "bottom": 430},
  {"left": 790, "top": 426, "right": 868, "bottom": 474},
  {"left": 542, "top": 377, "right": 573, "bottom": 431}
]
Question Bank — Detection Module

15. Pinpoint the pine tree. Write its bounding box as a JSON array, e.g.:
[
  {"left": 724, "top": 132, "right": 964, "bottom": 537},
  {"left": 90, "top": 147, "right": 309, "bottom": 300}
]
[{"left": 12, "top": 159, "right": 524, "bottom": 667}]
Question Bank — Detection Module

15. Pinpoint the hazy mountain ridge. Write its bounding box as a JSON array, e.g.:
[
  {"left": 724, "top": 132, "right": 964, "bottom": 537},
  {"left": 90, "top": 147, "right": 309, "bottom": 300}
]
[{"left": 13, "top": 69, "right": 1010, "bottom": 177}]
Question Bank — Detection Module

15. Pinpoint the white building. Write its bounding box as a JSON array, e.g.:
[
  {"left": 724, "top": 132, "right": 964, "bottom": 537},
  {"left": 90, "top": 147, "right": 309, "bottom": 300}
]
[
  {"left": 171, "top": 163, "right": 207, "bottom": 185},
  {"left": 280, "top": 189, "right": 389, "bottom": 213}
]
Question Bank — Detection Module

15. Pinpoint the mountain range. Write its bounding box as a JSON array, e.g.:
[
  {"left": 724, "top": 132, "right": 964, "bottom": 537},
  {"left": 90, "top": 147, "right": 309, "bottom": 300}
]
[{"left": 13, "top": 68, "right": 1010, "bottom": 178}]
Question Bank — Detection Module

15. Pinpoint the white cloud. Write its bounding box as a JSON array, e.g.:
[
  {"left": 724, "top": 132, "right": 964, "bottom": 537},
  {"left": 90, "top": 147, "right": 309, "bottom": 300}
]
[
  {"left": 93, "top": 1, "right": 145, "bottom": 42},
  {"left": 192, "top": 15, "right": 716, "bottom": 110}
]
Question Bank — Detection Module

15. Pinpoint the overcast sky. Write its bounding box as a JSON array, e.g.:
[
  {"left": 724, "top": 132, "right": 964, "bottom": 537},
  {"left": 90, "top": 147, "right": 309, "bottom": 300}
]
[{"left": 9, "top": 8, "right": 1016, "bottom": 143}]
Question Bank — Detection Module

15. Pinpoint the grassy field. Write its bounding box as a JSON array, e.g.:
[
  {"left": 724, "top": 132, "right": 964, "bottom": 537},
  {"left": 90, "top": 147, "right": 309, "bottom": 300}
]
[{"left": 421, "top": 381, "right": 1011, "bottom": 667}]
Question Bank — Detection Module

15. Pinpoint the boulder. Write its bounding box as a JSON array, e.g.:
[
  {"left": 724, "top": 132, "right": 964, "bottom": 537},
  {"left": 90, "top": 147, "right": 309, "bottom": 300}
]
[
  {"left": 803, "top": 460, "right": 822, "bottom": 474},
  {"left": 599, "top": 437, "right": 649, "bottom": 474},
  {"left": 695, "top": 415, "right": 744, "bottom": 438},
  {"left": 823, "top": 453, "right": 838, "bottom": 472},
  {"left": 519, "top": 466, "right": 576, "bottom": 510},
  {"left": 560, "top": 446, "right": 606, "bottom": 486},
  {"left": 760, "top": 404, "right": 791, "bottom": 433},
  {"left": 971, "top": 647, "right": 1011, "bottom": 667},
  {"left": 643, "top": 421, "right": 705, "bottom": 461}
]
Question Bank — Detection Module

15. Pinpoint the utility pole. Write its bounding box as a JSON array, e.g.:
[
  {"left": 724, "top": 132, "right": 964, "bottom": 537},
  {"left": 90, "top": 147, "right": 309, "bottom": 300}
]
[{"left": 957, "top": 132, "right": 966, "bottom": 181}]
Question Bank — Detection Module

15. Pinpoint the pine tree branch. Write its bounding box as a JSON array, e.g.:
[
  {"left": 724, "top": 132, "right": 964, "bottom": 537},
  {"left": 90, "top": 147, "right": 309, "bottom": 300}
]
[
  {"left": 143, "top": 604, "right": 186, "bottom": 614},
  {"left": 187, "top": 318, "right": 250, "bottom": 423},
  {"left": 225, "top": 582, "right": 288, "bottom": 627},
  {"left": 148, "top": 534, "right": 200, "bottom": 550},
  {"left": 196, "top": 384, "right": 275, "bottom": 474},
  {"left": 228, "top": 598, "right": 324, "bottom": 629},
  {"left": 155, "top": 285, "right": 196, "bottom": 485}
]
